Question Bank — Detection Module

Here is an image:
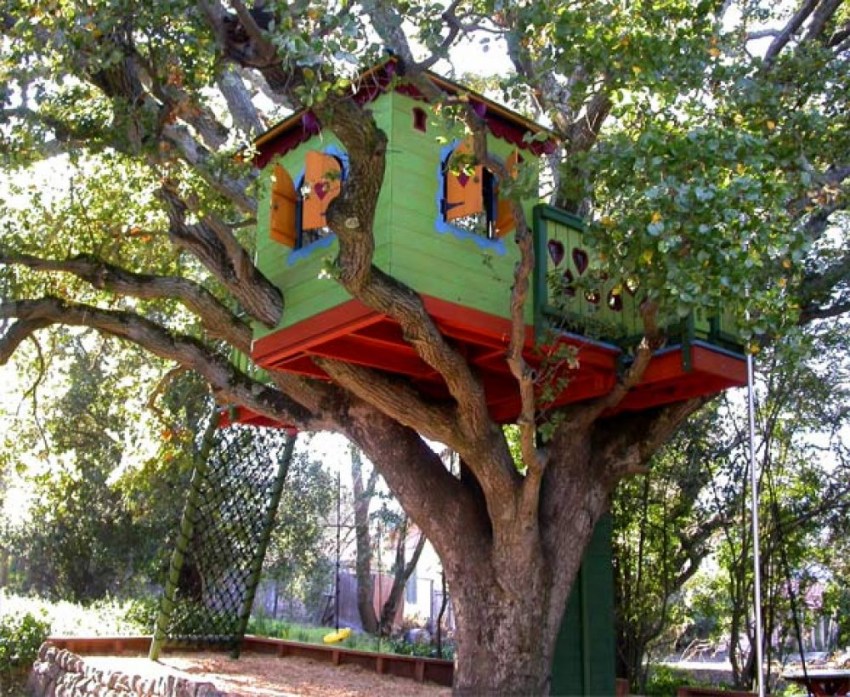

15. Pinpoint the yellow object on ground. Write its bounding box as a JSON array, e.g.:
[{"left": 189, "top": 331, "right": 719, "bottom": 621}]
[{"left": 322, "top": 627, "right": 352, "bottom": 644}]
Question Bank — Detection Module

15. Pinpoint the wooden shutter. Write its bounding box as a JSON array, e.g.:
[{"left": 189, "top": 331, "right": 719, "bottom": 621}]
[
  {"left": 494, "top": 150, "right": 522, "bottom": 238},
  {"left": 302, "top": 150, "right": 342, "bottom": 230},
  {"left": 270, "top": 165, "right": 297, "bottom": 247},
  {"left": 444, "top": 140, "right": 483, "bottom": 222}
]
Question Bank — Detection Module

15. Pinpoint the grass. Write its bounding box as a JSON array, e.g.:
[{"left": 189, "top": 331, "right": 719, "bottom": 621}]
[
  {"left": 247, "top": 616, "right": 395, "bottom": 653},
  {"left": 2, "top": 593, "right": 454, "bottom": 659}
]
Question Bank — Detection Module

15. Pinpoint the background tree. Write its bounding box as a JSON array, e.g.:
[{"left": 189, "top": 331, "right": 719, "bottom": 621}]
[
  {"left": 6, "top": 337, "right": 169, "bottom": 600},
  {"left": 1, "top": 1, "right": 848, "bottom": 693},
  {"left": 262, "top": 445, "right": 336, "bottom": 623},
  {"left": 612, "top": 404, "right": 733, "bottom": 692},
  {"left": 712, "top": 328, "right": 850, "bottom": 688},
  {"left": 613, "top": 321, "right": 850, "bottom": 691},
  {"left": 350, "top": 444, "right": 380, "bottom": 634},
  {"left": 0, "top": 337, "right": 213, "bottom": 600},
  {"left": 350, "top": 445, "right": 427, "bottom": 636}
]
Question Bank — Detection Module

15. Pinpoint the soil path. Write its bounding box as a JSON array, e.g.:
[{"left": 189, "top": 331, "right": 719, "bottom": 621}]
[{"left": 86, "top": 652, "right": 452, "bottom": 697}]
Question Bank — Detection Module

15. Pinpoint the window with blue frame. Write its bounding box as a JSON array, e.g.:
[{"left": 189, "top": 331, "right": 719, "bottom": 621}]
[
  {"left": 437, "top": 139, "right": 520, "bottom": 245},
  {"left": 268, "top": 147, "right": 349, "bottom": 252}
]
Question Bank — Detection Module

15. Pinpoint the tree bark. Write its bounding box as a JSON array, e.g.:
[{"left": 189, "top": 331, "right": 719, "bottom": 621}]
[
  {"left": 378, "top": 520, "right": 426, "bottom": 636},
  {"left": 351, "top": 447, "right": 379, "bottom": 634}
]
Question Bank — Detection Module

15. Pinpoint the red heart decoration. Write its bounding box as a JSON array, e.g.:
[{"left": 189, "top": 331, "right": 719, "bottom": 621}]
[
  {"left": 573, "top": 248, "right": 589, "bottom": 275},
  {"left": 548, "top": 240, "right": 565, "bottom": 266}
]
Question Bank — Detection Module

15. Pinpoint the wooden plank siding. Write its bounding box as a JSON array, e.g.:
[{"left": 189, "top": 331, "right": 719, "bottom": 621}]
[
  {"left": 385, "top": 92, "right": 538, "bottom": 323},
  {"left": 253, "top": 90, "right": 542, "bottom": 344}
]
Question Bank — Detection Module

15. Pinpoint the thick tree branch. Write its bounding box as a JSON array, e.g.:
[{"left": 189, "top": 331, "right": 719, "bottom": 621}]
[
  {"left": 0, "top": 318, "right": 51, "bottom": 363},
  {"left": 217, "top": 66, "right": 265, "bottom": 135},
  {"left": 316, "top": 358, "right": 462, "bottom": 449},
  {"left": 0, "top": 251, "right": 252, "bottom": 352},
  {"left": 362, "top": 0, "right": 464, "bottom": 71},
  {"left": 320, "top": 98, "right": 511, "bottom": 477},
  {"left": 343, "top": 409, "right": 491, "bottom": 570},
  {"left": 199, "top": 0, "right": 297, "bottom": 93},
  {"left": 479, "top": 151, "right": 546, "bottom": 484},
  {"left": 764, "top": 0, "right": 820, "bottom": 64},
  {"left": 803, "top": 0, "right": 844, "bottom": 43},
  {"left": 158, "top": 184, "right": 282, "bottom": 327},
  {"left": 799, "top": 299, "right": 850, "bottom": 323},
  {"left": 567, "top": 89, "right": 613, "bottom": 156},
  {"left": 0, "top": 298, "right": 321, "bottom": 429},
  {"left": 568, "top": 301, "right": 662, "bottom": 429},
  {"left": 161, "top": 124, "right": 257, "bottom": 215},
  {"left": 594, "top": 398, "right": 708, "bottom": 485}
]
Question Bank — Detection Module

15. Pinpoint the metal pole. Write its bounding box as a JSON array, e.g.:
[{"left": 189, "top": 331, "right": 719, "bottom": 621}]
[
  {"left": 747, "top": 349, "right": 766, "bottom": 697},
  {"left": 335, "top": 470, "right": 341, "bottom": 633},
  {"left": 377, "top": 521, "right": 382, "bottom": 653}
]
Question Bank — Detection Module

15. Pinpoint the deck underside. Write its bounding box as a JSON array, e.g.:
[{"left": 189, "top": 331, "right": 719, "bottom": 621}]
[{"left": 234, "top": 297, "right": 746, "bottom": 428}]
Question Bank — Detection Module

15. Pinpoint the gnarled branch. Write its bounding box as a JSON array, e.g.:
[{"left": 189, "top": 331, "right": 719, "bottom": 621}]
[
  {"left": 0, "top": 251, "right": 252, "bottom": 352},
  {"left": 0, "top": 297, "right": 319, "bottom": 429},
  {"left": 158, "top": 185, "right": 282, "bottom": 327},
  {"left": 316, "top": 357, "right": 462, "bottom": 451}
]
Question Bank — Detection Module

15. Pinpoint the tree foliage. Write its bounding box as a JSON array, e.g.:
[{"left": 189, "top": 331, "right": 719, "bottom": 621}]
[
  {"left": 614, "top": 322, "right": 850, "bottom": 690},
  {"left": 262, "top": 445, "right": 336, "bottom": 622},
  {"left": 1, "top": 1, "right": 848, "bottom": 693},
  {"left": 1, "top": 337, "right": 203, "bottom": 600}
]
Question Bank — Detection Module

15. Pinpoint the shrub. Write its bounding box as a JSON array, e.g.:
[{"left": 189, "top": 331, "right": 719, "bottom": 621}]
[
  {"left": 0, "top": 611, "right": 51, "bottom": 695},
  {"left": 0, "top": 611, "right": 51, "bottom": 672},
  {"left": 644, "top": 664, "right": 695, "bottom": 697},
  {"left": 123, "top": 596, "right": 160, "bottom": 632}
]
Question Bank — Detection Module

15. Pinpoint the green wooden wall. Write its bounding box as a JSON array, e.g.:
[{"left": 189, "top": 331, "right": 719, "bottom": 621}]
[
  {"left": 550, "top": 514, "right": 617, "bottom": 697},
  {"left": 253, "top": 90, "right": 541, "bottom": 342}
]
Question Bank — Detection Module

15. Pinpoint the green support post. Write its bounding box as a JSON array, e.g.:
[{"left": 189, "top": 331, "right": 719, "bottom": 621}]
[
  {"left": 149, "top": 422, "right": 217, "bottom": 661},
  {"left": 230, "top": 433, "right": 297, "bottom": 658},
  {"left": 550, "top": 514, "right": 616, "bottom": 696}
]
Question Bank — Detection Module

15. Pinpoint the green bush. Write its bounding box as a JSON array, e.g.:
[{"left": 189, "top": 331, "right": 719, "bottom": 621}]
[
  {"left": 122, "top": 596, "right": 160, "bottom": 632},
  {"left": 0, "top": 611, "right": 50, "bottom": 673},
  {"left": 387, "top": 637, "right": 455, "bottom": 660},
  {"left": 0, "top": 611, "right": 51, "bottom": 695},
  {"left": 247, "top": 616, "right": 291, "bottom": 639},
  {"left": 644, "top": 664, "right": 695, "bottom": 697}
]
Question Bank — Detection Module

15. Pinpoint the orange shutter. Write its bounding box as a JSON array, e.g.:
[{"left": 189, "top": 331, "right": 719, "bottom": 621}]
[
  {"left": 302, "top": 151, "right": 342, "bottom": 230},
  {"left": 445, "top": 140, "right": 483, "bottom": 221},
  {"left": 494, "top": 150, "right": 521, "bottom": 238},
  {"left": 270, "top": 165, "right": 297, "bottom": 247}
]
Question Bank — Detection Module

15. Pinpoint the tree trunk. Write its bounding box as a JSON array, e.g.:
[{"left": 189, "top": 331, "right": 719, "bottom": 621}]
[
  {"left": 452, "top": 587, "right": 555, "bottom": 695},
  {"left": 378, "top": 520, "right": 426, "bottom": 636},
  {"left": 0, "top": 546, "right": 7, "bottom": 588},
  {"left": 451, "top": 556, "right": 565, "bottom": 696},
  {"left": 442, "top": 501, "right": 598, "bottom": 696},
  {"left": 351, "top": 448, "right": 379, "bottom": 634}
]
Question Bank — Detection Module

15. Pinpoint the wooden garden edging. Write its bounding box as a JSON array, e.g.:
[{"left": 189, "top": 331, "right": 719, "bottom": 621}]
[
  {"left": 676, "top": 687, "right": 762, "bottom": 696},
  {"left": 46, "top": 635, "right": 454, "bottom": 687}
]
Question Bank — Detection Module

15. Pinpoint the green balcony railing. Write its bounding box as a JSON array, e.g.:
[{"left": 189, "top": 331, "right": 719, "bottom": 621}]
[{"left": 532, "top": 205, "right": 741, "bottom": 353}]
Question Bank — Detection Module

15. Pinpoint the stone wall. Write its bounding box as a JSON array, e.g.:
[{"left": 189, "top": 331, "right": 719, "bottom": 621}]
[{"left": 27, "top": 644, "right": 230, "bottom": 697}]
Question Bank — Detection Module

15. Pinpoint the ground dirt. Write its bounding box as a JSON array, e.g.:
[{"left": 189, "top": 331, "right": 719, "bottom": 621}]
[{"left": 85, "top": 653, "right": 452, "bottom": 697}]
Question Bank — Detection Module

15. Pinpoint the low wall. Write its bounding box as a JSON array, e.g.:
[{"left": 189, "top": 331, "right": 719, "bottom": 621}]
[{"left": 27, "top": 644, "right": 228, "bottom": 697}]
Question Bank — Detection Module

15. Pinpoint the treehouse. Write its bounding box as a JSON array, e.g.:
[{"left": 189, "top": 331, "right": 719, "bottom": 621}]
[{"left": 233, "top": 63, "right": 745, "bottom": 427}]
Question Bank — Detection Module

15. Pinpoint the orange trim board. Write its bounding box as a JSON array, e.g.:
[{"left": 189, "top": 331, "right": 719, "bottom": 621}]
[
  {"left": 252, "top": 300, "right": 381, "bottom": 367},
  {"left": 252, "top": 296, "right": 620, "bottom": 371},
  {"left": 219, "top": 406, "right": 296, "bottom": 431},
  {"left": 691, "top": 345, "right": 747, "bottom": 382}
]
